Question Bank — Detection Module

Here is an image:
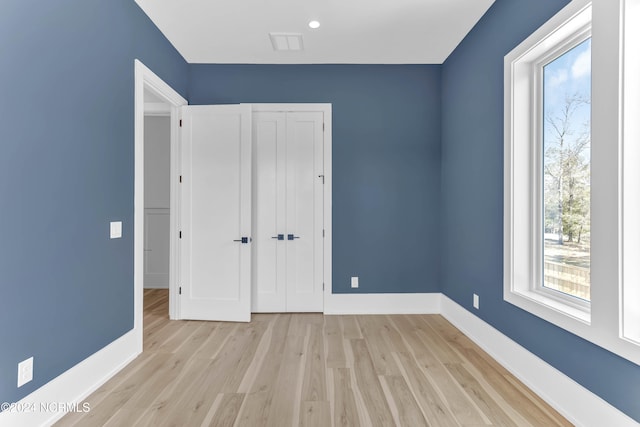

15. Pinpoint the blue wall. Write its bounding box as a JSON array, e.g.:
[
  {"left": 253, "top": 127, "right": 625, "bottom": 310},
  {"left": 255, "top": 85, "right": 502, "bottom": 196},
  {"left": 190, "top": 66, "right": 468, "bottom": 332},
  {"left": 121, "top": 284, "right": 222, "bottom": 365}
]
[
  {"left": 0, "top": 0, "right": 188, "bottom": 404},
  {"left": 441, "top": 0, "right": 640, "bottom": 421},
  {"left": 190, "top": 64, "right": 442, "bottom": 294}
]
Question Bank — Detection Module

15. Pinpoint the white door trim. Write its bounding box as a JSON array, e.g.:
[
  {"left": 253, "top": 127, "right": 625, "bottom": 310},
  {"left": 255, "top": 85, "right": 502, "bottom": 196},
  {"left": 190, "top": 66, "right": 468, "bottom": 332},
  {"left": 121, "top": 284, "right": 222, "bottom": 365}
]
[
  {"left": 134, "top": 59, "right": 187, "bottom": 350},
  {"left": 251, "top": 104, "right": 332, "bottom": 312}
]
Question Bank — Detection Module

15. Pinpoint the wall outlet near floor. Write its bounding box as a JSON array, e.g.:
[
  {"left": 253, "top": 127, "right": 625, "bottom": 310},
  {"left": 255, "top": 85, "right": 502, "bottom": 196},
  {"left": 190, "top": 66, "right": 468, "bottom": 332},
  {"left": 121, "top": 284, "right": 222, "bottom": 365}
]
[
  {"left": 351, "top": 276, "right": 359, "bottom": 288},
  {"left": 17, "top": 357, "right": 33, "bottom": 387},
  {"left": 473, "top": 293, "right": 480, "bottom": 310}
]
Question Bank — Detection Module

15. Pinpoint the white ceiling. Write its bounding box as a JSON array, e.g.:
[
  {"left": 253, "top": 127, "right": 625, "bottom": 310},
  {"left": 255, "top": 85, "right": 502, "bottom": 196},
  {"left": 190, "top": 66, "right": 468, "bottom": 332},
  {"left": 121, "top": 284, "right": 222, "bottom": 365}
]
[{"left": 134, "top": 0, "right": 495, "bottom": 64}]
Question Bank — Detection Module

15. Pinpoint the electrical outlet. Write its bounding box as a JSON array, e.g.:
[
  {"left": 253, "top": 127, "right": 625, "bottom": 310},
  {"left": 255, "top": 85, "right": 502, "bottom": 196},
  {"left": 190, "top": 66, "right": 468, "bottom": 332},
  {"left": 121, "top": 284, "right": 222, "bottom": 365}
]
[
  {"left": 473, "top": 294, "right": 480, "bottom": 310},
  {"left": 17, "top": 357, "right": 33, "bottom": 387},
  {"left": 351, "top": 276, "right": 359, "bottom": 288}
]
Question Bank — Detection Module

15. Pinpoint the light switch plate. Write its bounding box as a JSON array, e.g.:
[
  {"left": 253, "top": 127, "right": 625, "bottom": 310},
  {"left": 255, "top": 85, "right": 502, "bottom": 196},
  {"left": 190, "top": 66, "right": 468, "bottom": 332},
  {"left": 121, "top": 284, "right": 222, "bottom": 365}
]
[
  {"left": 473, "top": 293, "right": 480, "bottom": 309},
  {"left": 110, "top": 221, "right": 122, "bottom": 239},
  {"left": 351, "top": 276, "right": 359, "bottom": 288},
  {"left": 17, "top": 357, "right": 33, "bottom": 387}
]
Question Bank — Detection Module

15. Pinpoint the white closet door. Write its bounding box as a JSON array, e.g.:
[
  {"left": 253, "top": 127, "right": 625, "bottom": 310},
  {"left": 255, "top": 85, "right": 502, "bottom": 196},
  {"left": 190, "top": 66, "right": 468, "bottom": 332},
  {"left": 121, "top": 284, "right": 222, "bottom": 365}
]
[
  {"left": 253, "top": 112, "right": 287, "bottom": 312},
  {"left": 285, "top": 112, "right": 324, "bottom": 312},
  {"left": 180, "top": 105, "right": 252, "bottom": 322}
]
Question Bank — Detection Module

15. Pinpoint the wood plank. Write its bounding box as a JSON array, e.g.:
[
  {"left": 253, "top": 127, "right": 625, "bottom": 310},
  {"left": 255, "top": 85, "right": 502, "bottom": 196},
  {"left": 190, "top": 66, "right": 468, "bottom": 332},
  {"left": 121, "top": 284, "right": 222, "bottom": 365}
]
[
  {"left": 299, "top": 401, "right": 331, "bottom": 427},
  {"left": 218, "top": 321, "right": 270, "bottom": 392},
  {"left": 192, "top": 322, "right": 237, "bottom": 360},
  {"left": 392, "top": 351, "right": 459, "bottom": 427},
  {"left": 325, "top": 315, "right": 346, "bottom": 368},
  {"left": 415, "top": 326, "right": 464, "bottom": 365},
  {"left": 387, "top": 315, "right": 433, "bottom": 359},
  {"left": 341, "top": 315, "right": 362, "bottom": 339},
  {"left": 156, "top": 320, "right": 202, "bottom": 354},
  {"left": 332, "top": 368, "right": 361, "bottom": 427},
  {"left": 301, "top": 324, "right": 327, "bottom": 401},
  {"left": 265, "top": 334, "right": 306, "bottom": 427},
  {"left": 143, "top": 319, "right": 189, "bottom": 352},
  {"left": 134, "top": 357, "right": 213, "bottom": 426},
  {"left": 414, "top": 353, "right": 489, "bottom": 425},
  {"left": 288, "top": 313, "right": 311, "bottom": 337},
  {"left": 208, "top": 393, "right": 245, "bottom": 427},
  {"left": 349, "top": 339, "right": 396, "bottom": 427},
  {"left": 383, "top": 375, "right": 429, "bottom": 427},
  {"left": 174, "top": 321, "right": 219, "bottom": 357},
  {"left": 357, "top": 316, "right": 401, "bottom": 375},
  {"left": 445, "top": 362, "right": 522, "bottom": 426},
  {"left": 236, "top": 318, "right": 275, "bottom": 393},
  {"left": 248, "top": 314, "right": 291, "bottom": 394},
  {"left": 235, "top": 392, "right": 270, "bottom": 427},
  {"left": 102, "top": 353, "right": 192, "bottom": 426}
]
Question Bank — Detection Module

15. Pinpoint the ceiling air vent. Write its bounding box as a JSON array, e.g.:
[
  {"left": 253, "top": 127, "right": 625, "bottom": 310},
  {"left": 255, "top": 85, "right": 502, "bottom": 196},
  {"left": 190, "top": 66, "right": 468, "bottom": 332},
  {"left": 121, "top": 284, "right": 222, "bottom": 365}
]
[{"left": 269, "top": 33, "right": 304, "bottom": 51}]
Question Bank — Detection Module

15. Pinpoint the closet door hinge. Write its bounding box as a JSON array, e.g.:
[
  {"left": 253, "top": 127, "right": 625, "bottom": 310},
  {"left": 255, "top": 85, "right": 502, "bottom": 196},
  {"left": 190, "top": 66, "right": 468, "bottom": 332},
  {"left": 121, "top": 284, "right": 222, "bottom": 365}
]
[
  {"left": 179, "top": 231, "right": 182, "bottom": 239},
  {"left": 323, "top": 283, "right": 325, "bottom": 291},
  {"left": 322, "top": 229, "right": 325, "bottom": 238},
  {"left": 322, "top": 122, "right": 325, "bottom": 132},
  {"left": 179, "top": 287, "right": 182, "bottom": 295},
  {"left": 179, "top": 119, "right": 182, "bottom": 127},
  {"left": 179, "top": 175, "right": 182, "bottom": 183}
]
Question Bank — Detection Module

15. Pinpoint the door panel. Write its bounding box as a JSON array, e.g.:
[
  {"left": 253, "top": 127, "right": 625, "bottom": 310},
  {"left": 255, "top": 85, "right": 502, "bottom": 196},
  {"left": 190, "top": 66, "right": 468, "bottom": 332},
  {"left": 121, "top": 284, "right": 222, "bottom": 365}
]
[
  {"left": 286, "top": 112, "right": 324, "bottom": 312},
  {"left": 180, "top": 105, "right": 252, "bottom": 321},
  {"left": 253, "top": 110, "right": 324, "bottom": 313},
  {"left": 253, "top": 112, "right": 287, "bottom": 312}
]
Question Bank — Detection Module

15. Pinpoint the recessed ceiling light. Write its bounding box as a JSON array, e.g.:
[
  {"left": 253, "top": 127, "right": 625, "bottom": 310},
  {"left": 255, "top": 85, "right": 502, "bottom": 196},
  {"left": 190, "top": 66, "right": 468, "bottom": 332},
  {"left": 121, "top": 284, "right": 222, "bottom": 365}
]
[{"left": 308, "top": 20, "right": 320, "bottom": 29}]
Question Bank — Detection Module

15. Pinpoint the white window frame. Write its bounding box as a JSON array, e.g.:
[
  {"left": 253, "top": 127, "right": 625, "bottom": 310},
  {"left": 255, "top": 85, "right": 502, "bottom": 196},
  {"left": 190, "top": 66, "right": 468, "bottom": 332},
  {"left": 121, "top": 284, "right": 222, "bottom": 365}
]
[
  {"left": 532, "top": 28, "right": 592, "bottom": 312},
  {"left": 622, "top": 0, "right": 640, "bottom": 345},
  {"left": 505, "top": 0, "right": 640, "bottom": 366}
]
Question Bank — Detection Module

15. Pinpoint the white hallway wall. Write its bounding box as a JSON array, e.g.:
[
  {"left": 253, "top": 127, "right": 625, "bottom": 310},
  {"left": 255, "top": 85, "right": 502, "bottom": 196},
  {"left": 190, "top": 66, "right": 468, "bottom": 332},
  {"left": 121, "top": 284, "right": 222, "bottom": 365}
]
[{"left": 144, "top": 115, "right": 171, "bottom": 289}]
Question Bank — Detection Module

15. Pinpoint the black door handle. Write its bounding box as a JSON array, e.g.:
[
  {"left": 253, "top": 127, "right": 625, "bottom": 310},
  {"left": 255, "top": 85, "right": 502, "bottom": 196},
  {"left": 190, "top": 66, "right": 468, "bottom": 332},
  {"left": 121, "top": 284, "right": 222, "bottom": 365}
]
[
  {"left": 233, "top": 237, "right": 249, "bottom": 244},
  {"left": 288, "top": 234, "right": 300, "bottom": 240},
  {"left": 271, "top": 234, "right": 284, "bottom": 240}
]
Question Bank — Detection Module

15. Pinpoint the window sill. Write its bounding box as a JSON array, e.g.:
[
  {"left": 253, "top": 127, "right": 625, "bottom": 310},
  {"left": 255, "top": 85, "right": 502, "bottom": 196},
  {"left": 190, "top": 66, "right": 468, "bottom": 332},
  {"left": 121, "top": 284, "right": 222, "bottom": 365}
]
[{"left": 505, "top": 287, "right": 590, "bottom": 330}]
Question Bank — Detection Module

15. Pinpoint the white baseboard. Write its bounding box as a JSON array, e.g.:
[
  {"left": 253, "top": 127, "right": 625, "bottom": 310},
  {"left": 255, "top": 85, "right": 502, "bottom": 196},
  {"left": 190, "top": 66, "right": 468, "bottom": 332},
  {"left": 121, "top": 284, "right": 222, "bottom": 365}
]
[
  {"left": 440, "top": 296, "right": 638, "bottom": 427},
  {"left": 0, "top": 330, "right": 139, "bottom": 427},
  {"left": 323, "top": 292, "right": 441, "bottom": 315}
]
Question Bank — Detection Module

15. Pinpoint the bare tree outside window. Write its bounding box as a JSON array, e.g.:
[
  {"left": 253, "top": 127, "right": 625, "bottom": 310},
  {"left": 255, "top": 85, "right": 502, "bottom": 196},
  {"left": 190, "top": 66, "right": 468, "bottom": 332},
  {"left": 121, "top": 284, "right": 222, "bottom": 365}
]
[{"left": 543, "top": 38, "right": 591, "bottom": 301}]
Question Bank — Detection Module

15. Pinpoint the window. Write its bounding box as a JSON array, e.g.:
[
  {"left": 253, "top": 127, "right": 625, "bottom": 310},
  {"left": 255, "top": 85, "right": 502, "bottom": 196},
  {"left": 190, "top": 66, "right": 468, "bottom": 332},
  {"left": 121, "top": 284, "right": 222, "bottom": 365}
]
[
  {"left": 504, "top": 0, "right": 592, "bottom": 326},
  {"left": 505, "top": 0, "right": 640, "bottom": 365},
  {"left": 541, "top": 38, "right": 592, "bottom": 304}
]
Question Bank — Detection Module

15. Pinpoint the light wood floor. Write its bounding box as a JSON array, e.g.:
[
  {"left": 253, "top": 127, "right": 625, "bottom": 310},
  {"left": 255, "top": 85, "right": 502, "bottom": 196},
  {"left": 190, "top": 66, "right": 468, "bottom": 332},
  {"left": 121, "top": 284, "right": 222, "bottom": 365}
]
[{"left": 57, "top": 289, "right": 571, "bottom": 427}]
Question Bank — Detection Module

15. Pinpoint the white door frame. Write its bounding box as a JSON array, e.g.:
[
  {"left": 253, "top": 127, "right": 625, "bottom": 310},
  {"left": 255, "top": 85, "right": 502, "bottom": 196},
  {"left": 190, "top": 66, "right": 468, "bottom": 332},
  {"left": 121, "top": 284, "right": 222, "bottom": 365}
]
[
  {"left": 134, "top": 60, "right": 187, "bottom": 350},
  {"left": 251, "top": 104, "right": 332, "bottom": 311}
]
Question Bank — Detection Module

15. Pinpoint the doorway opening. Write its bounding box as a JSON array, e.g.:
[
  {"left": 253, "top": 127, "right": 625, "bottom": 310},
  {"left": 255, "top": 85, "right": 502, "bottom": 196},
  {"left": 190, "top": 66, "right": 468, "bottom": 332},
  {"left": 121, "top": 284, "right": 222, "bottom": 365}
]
[{"left": 134, "top": 60, "right": 187, "bottom": 351}]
